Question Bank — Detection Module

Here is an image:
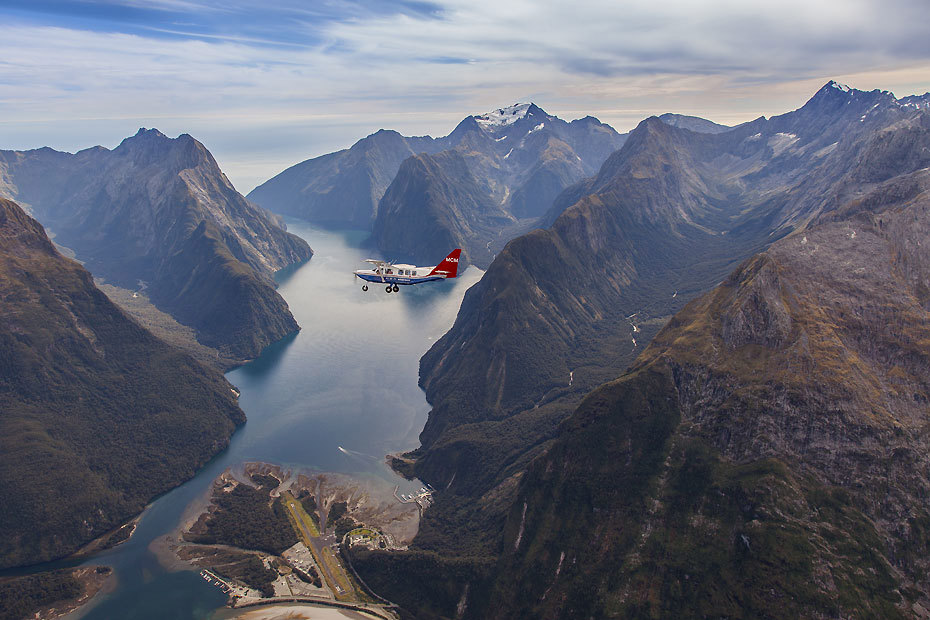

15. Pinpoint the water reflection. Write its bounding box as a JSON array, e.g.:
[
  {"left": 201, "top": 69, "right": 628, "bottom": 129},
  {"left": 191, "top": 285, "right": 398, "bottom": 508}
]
[
  {"left": 236, "top": 331, "right": 298, "bottom": 378},
  {"left": 74, "top": 219, "right": 481, "bottom": 619},
  {"left": 273, "top": 257, "right": 310, "bottom": 286}
]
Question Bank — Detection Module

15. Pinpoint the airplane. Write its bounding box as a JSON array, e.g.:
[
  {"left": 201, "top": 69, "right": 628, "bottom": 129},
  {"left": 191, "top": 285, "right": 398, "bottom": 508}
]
[{"left": 355, "top": 249, "right": 461, "bottom": 293}]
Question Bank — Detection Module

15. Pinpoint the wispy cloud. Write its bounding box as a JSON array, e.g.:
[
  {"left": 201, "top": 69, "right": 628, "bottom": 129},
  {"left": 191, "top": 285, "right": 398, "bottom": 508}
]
[{"left": 1, "top": 0, "right": 929, "bottom": 192}]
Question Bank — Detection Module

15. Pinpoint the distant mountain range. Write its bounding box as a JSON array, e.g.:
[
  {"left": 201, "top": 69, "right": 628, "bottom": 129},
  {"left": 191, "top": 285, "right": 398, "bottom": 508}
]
[
  {"left": 249, "top": 103, "right": 625, "bottom": 268},
  {"left": 350, "top": 82, "right": 930, "bottom": 617},
  {"left": 0, "top": 198, "right": 245, "bottom": 569},
  {"left": 658, "top": 112, "right": 731, "bottom": 134},
  {"left": 484, "top": 163, "right": 930, "bottom": 617},
  {"left": 0, "top": 129, "right": 312, "bottom": 361}
]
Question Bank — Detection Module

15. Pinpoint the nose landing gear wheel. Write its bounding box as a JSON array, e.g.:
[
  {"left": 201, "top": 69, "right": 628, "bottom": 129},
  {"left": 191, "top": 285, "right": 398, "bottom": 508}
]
[
  {"left": 392, "top": 284, "right": 399, "bottom": 292},
  {"left": 386, "top": 285, "right": 393, "bottom": 293},
  {"left": 362, "top": 285, "right": 368, "bottom": 291}
]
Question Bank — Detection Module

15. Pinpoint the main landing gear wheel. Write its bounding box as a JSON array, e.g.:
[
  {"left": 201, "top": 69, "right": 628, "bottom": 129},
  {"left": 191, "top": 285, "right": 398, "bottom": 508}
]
[
  {"left": 392, "top": 284, "right": 399, "bottom": 292},
  {"left": 385, "top": 285, "right": 393, "bottom": 293},
  {"left": 361, "top": 285, "right": 368, "bottom": 291}
]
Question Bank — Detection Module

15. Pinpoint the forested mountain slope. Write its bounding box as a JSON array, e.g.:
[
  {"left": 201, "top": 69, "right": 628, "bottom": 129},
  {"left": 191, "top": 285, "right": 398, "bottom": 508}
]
[{"left": 0, "top": 198, "right": 245, "bottom": 568}]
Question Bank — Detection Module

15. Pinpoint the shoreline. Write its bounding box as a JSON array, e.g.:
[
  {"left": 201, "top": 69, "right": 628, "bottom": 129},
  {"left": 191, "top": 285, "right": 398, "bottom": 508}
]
[
  {"left": 0, "top": 565, "right": 115, "bottom": 620},
  {"left": 166, "top": 461, "right": 418, "bottom": 618},
  {"left": 211, "top": 601, "right": 384, "bottom": 620}
]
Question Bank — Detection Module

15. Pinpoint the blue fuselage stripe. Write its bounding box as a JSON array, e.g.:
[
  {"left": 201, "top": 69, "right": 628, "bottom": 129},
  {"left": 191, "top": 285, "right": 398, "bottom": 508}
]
[{"left": 355, "top": 273, "right": 444, "bottom": 285}]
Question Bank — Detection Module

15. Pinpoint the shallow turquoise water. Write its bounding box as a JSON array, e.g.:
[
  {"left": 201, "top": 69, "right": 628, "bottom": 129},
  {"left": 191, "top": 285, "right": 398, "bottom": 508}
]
[{"left": 76, "top": 221, "right": 481, "bottom": 619}]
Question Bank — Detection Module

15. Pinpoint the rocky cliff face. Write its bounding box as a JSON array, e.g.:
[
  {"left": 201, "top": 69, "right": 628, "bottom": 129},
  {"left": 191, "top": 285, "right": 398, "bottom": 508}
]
[
  {"left": 247, "top": 104, "right": 625, "bottom": 268},
  {"left": 354, "top": 83, "right": 930, "bottom": 618},
  {"left": 0, "top": 198, "right": 245, "bottom": 568},
  {"left": 370, "top": 150, "right": 514, "bottom": 268},
  {"left": 368, "top": 104, "right": 626, "bottom": 268},
  {"left": 484, "top": 167, "right": 930, "bottom": 618},
  {"left": 414, "top": 83, "right": 930, "bottom": 490},
  {"left": 0, "top": 129, "right": 312, "bottom": 360},
  {"left": 247, "top": 129, "right": 439, "bottom": 228},
  {"left": 658, "top": 112, "right": 732, "bottom": 134}
]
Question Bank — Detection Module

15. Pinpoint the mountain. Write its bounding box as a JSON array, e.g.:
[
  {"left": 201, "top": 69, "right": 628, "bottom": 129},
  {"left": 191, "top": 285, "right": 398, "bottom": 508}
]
[
  {"left": 370, "top": 150, "right": 512, "bottom": 268},
  {"left": 352, "top": 82, "right": 930, "bottom": 616},
  {"left": 0, "top": 198, "right": 245, "bottom": 568},
  {"left": 482, "top": 164, "right": 930, "bottom": 618},
  {"left": 658, "top": 112, "right": 731, "bottom": 134},
  {"left": 247, "top": 129, "right": 439, "bottom": 229},
  {"left": 369, "top": 103, "right": 626, "bottom": 268},
  {"left": 0, "top": 129, "right": 312, "bottom": 360},
  {"left": 248, "top": 104, "right": 625, "bottom": 268}
]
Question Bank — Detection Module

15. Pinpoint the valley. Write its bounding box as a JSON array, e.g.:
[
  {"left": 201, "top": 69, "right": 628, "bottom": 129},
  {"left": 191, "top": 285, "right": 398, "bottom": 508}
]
[
  {"left": 250, "top": 103, "right": 626, "bottom": 270},
  {"left": 3, "top": 80, "right": 930, "bottom": 620},
  {"left": 0, "top": 129, "right": 312, "bottom": 362},
  {"left": 339, "top": 83, "right": 930, "bottom": 618},
  {"left": 174, "top": 463, "right": 412, "bottom": 618},
  {"left": 4, "top": 221, "right": 482, "bottom": 620}
]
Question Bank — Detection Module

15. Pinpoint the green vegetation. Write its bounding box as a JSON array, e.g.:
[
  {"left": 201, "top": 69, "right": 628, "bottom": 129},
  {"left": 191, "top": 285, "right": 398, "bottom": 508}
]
[
  {"left": 333, "top": 516, "right": 358, "bottom": 539},
  {"left": 481, "top": 362, "right": 910, "bottom": 619},
  {"left": 0, "top": 569, "right": 84, "bottom": 620},
  {"left": 153, "top": 218, "right": 302, "bottom": 359},
  {"left": 184, "top": 477, "right": 297, "bottom": 555},
  {"left": 351, "top": 549, "right": 493, "bottom": 618},
  {"left": 1, "top": 132, "right": 312, "bottom": 362},
  {"left": 93, "top": 522, "right": 135, "bottom": 552},
  {"left": 0, "top": 198, "right": 245, "bottom": 569},
  {"left": 203, "top": 549, "right": 278, "bottom": 598},
  {"left": 296, "top": 489, "right": 321, "bottom": 531},
  {"left": 293, "top": 564, "right": 323, "bottom": 588},
  {"left": 376, "top": 90, "right": 930, "bottom": 618},
  {"left": 93, "top": 281, "right": 236, "bottom": 370},
  {"left": 283, "top": 490, "right": 320, "bottom": 538},
  {"left": 325, "top": 500, "right": 348, "bottom": 531}
]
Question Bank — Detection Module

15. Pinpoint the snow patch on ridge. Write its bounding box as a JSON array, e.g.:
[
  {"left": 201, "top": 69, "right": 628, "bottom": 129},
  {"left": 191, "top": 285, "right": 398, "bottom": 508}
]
[
  {"left": 768, "top": 132, "right": 798, "bottom": 156},
  {"left": 476, "top": 103, "right": 531, "bottom": 128}
]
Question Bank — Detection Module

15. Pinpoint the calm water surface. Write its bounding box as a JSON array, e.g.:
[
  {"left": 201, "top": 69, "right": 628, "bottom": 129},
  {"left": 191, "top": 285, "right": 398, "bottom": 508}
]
[{"left": 77, "top": 221, "right": 482, "bottom": 619}]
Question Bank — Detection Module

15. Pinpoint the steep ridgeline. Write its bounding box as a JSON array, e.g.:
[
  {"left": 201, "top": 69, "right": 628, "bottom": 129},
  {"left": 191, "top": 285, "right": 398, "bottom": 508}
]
[
  {"left": 484, "top": 164, "right": 930, "bottom": 618},
  {"left": 658, "top": 112, "right": 731, "bottom": 134},
  {"left": 248, "top": 129, "right": 439, "bottom": 229},
  {"left": 0, "top": 129, "right": 312, "bottom": 360},
  {"left": 370, "top": 104, "right": 625, "bottom": 268},
  {"left": 353, "top": 83, "right": 930, "bottom": 617},
  {"left": 248, "top": 104, "right": 624, "bottom": 268},
  {"left": 0, "top": 198, "right": 245, "bottom": 568},
  {"left": 369, "top": 150, "right": 509, "bottom": 268}
]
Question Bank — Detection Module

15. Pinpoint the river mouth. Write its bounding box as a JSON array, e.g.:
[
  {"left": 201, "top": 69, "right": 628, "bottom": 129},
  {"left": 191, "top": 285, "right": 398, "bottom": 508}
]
[{"left": 71, "top": 221, "right": 481, "bottom": 619}]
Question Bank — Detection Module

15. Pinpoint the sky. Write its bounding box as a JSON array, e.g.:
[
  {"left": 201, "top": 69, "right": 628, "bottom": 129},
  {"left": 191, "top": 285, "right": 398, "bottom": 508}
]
[{"left": 2, "top": 0, "right": 930, "bottom": 193}]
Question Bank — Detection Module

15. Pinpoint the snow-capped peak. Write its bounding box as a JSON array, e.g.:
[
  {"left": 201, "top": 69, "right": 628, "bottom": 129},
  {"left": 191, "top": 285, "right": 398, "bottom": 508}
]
[
  {"left": 475, "top": 103, "right": 532, "bottom": 128},
  {"left": 830, "top": 81, "right": 851, "bottom": 93}
]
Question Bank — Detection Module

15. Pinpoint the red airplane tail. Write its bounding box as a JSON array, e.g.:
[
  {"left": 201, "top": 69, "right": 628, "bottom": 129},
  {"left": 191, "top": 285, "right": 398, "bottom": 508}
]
[{"left": 428, "top": 249, "right": 462, "bottom": 278}]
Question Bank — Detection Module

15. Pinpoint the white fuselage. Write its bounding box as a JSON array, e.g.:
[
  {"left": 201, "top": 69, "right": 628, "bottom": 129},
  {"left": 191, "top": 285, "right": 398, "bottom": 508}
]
[{"left": 354, "top": 262, "right": 445, "bottom": 286}]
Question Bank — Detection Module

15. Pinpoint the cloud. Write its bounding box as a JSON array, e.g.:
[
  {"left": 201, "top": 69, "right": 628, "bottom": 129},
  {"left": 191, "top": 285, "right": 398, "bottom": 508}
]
[{"left": 1, "top": 0, "right": 929, "bottom": 191}]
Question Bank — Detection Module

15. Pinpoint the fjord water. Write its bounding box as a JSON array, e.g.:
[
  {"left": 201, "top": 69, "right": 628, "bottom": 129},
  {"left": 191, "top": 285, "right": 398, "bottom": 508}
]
[{"left": 79, "top": 220, "right": 482, "bottom": 619}]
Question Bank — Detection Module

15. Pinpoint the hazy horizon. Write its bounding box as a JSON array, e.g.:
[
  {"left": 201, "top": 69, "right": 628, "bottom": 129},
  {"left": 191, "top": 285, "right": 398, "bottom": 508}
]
[{"left": 2, "top": 0, "right": 930, "bottom": 193}]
